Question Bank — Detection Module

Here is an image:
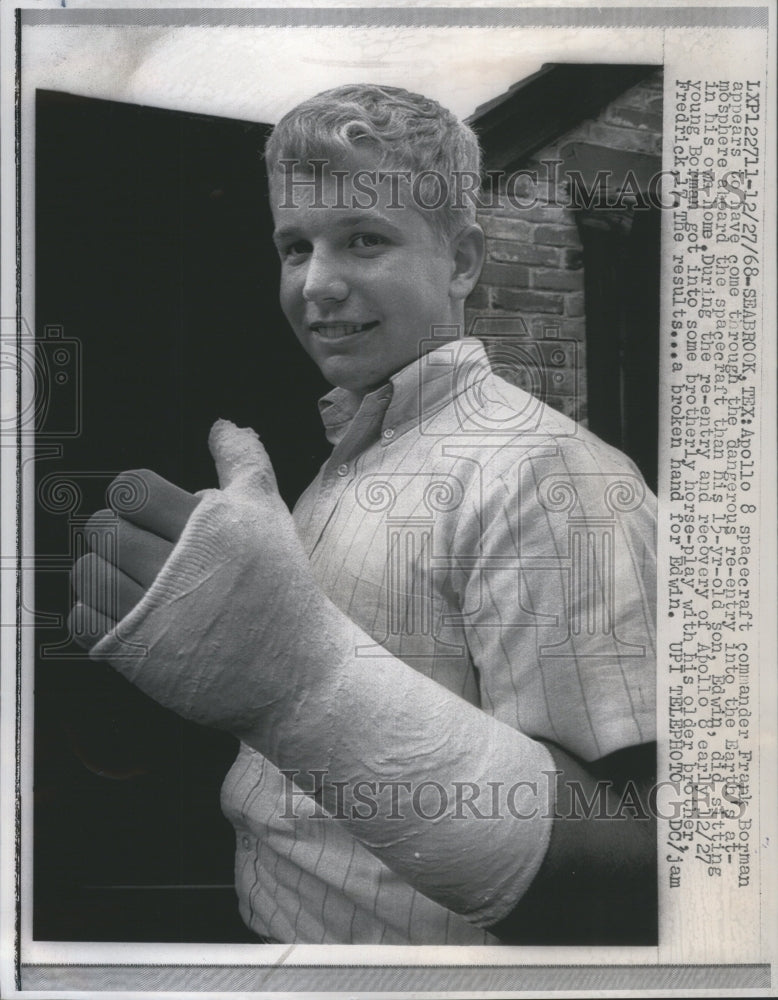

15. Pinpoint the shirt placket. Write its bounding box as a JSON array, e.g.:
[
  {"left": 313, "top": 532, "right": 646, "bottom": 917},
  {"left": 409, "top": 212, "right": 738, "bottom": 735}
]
[{"left": 305, "top": 389, "right": 392, "bottom": 556}]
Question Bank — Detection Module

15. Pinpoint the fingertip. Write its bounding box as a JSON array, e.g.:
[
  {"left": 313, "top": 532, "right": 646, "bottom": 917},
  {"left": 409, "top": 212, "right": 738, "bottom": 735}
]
[
  {"left": 106, "top": 469, "right": 153, "bottom": 518},
  {"left": 208, "top": 420, "right": 272, "bottom": 493},
  {"left": 68, "top": 601, "right": 114, "bottom": 651},
  {"left": 85, "top": 508, "right": 116, "bottom": 534},
  {"left": 70, "top": 552, "right": 88, "bottom": 596},
  {"left": 209, "top": 417, "right": 237, "bottom": 438},
  {"left": 84, "top": 510, "right": 118, "bottom": 558},
  {"left": 208, "top": 419, "right": 260, "bottom": 455},
  {"left": 105, "top": 470, "right": 199, "bottom": 540}
]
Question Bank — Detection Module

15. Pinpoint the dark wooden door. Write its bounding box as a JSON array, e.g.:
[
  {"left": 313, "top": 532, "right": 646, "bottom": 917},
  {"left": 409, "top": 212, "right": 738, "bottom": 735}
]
[
  {"left": 34, "top": 91, "right": 329, "bottom": 941},
  {"left": 577, "top": 205, "right": 661, "bottom": 493}
]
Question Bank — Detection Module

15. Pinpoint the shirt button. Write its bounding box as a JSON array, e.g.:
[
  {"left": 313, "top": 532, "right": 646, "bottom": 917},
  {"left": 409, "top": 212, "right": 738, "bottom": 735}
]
[
  {"left": 337, "top": 463, "right": 349, "bottom": 477},
  {"left": 242, "top": 835, "right": 251, "bottom": 849},
  {"left": 382, "top": 428, "right": 395, "bottom": 440}
]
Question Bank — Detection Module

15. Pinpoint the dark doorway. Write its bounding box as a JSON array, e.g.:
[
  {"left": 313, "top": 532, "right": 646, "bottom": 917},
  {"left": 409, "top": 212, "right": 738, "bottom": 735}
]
[
  {"left": 577, "top": 205, "right": 661, "bottom": 493},
  {"left": 34, "top": 90, "right": 329, "bottom": 942}
]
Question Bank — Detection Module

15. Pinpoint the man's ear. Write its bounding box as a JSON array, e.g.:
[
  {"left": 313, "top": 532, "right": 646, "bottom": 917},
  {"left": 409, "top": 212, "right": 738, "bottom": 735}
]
[{"left": 449, "top": 224, "right": 486, "bottom": 301}]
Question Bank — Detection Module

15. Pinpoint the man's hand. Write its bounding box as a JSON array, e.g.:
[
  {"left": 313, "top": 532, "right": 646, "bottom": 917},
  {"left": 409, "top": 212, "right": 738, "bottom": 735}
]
[
  {"left": 68, "top": 419, "right": 320, "bottom": 735},
  {"left": 70, "top": 472, "right": 200, "bottom": 649}
]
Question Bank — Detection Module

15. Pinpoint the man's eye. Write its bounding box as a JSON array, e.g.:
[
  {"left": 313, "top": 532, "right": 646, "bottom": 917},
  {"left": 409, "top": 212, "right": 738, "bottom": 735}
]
[
  {"left": 282, "top": 240, "right": 311, "bottom": 259},
  {"left": 350, "top": 233, "right": 387, "bottom": 250}
]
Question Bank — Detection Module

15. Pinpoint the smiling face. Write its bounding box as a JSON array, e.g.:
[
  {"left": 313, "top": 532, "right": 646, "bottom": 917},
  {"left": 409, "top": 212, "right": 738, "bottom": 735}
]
[{"left": 270, "top": 153, "right": 478, "bottom": 396}]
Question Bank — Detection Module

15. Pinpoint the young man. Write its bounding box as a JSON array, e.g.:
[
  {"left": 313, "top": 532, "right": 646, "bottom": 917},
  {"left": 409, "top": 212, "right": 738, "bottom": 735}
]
[{"left": 71, "top": 84, "right": 657, "bottom": 945}]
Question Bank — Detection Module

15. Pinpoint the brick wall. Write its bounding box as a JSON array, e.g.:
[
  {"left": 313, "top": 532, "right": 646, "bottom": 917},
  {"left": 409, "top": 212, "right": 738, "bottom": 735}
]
[{"left": 467, "top": 68, "right": 663, "bottom": 422}]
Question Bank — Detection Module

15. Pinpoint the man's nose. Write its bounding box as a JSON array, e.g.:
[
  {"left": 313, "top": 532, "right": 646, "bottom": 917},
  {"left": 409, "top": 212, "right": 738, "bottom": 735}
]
[{"left": 302, "top": 249, "right": 349, "bottom": 304}]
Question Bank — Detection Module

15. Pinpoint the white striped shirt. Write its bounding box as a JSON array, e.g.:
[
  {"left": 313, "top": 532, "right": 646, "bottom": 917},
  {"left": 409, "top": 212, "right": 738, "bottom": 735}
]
[{"left": 221, "top": 336, "right": 656, "bottom": 943}]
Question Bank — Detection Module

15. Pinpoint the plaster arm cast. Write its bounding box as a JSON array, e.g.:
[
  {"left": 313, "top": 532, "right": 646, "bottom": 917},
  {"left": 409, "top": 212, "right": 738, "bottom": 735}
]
[{"left": 74, "top": 421, "right": 554, "bottom": 930}]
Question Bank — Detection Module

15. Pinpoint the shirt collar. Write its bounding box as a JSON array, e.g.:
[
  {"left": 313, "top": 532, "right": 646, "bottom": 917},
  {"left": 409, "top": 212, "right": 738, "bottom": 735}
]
[{"left": 318, "top": 337, "right": 490, "bottom": 446}]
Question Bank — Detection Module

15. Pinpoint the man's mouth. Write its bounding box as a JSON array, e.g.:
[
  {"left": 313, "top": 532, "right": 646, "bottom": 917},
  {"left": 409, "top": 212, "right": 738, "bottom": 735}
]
[{"left": 309, "top": 321, "right": 379, "bottom": 341}]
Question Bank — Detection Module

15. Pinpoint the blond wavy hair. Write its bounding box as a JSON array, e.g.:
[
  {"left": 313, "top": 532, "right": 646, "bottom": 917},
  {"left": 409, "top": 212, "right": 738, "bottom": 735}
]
[{"left": 265, "top": 84, "right": 482, "bottom": 239}]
